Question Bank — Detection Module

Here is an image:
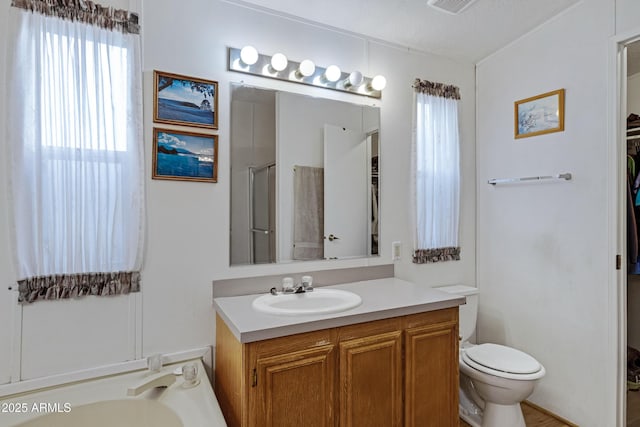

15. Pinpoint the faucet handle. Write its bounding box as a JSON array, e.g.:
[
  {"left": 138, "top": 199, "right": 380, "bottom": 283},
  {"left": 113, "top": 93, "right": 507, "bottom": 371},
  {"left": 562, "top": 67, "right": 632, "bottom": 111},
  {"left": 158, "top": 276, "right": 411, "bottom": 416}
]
[
  {"left": 282, "top": 277, "right": 294, "bottom": 292},
  {"left": 182, "top": 363, "right": 200, "bottom": 388},
  {"left": 147, "top": 354, "right": 163, "bottom": 372},
  {"left": 302, "top": 275, "right": 313, "bottom": 291}
]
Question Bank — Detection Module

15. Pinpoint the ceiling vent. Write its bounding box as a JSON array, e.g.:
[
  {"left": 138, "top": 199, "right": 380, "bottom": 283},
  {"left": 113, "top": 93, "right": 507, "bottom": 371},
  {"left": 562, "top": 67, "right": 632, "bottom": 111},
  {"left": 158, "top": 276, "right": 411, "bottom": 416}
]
[{"left": 427, "top": 0, "right": 478, "bottom": 14}]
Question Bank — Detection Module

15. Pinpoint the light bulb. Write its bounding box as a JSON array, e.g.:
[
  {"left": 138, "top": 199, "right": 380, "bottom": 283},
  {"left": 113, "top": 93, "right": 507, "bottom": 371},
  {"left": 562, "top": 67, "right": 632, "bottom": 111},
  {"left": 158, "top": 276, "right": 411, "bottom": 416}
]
[
  {"left": 371, "top": 75, "right": 387, "bottom": 91},
  {"left": 270, "top": 53, "right": 288, "bottom": 72},
  {"left": 343, "top": 70, "right": 363, "bottom": 88},
  {"left": 240, "top": 46, "right": 258, "bottom": 66},
  {"left": 324, "top": 65, "right": 341, "bottom": 82},
  {"left": 298, "top": 59, "right": 316, "bottom": 77}
]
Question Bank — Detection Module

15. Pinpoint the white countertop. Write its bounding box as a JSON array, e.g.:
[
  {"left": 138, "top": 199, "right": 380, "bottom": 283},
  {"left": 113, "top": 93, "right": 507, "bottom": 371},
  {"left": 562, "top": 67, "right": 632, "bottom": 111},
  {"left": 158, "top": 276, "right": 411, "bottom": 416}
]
[{"left": 213, "top": 278, "right": 465, "bottom": 343}]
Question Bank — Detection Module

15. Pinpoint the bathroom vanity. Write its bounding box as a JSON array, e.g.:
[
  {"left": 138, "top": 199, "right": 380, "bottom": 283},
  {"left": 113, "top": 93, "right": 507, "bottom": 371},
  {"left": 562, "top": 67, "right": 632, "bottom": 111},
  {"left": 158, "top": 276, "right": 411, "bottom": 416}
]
[{"left": 213, "top": 278, "right": 464, "bottom": 427}]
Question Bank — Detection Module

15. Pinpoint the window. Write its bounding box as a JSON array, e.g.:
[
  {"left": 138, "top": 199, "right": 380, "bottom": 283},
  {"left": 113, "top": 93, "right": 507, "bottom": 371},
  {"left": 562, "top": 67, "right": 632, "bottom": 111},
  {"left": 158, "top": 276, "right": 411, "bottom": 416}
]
[
  {"left": 411, "top": 79, "right": 461, "bottom": 263},
  {"left": 7, "top": 2, "right": 144, "bottom": 303}
]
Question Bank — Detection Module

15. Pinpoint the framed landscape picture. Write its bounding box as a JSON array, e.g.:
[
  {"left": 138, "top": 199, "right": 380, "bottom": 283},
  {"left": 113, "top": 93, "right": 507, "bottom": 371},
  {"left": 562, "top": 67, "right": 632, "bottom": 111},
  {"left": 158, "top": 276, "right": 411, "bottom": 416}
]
[
  {"left": 152, "top": 128, "right": 218, "bottom": 183},
  {"left": 514, "top": 89, "right": 565, "bottom": 139},
  {"left": 154, "top": 70, "right": 218, "bottom": 129}
]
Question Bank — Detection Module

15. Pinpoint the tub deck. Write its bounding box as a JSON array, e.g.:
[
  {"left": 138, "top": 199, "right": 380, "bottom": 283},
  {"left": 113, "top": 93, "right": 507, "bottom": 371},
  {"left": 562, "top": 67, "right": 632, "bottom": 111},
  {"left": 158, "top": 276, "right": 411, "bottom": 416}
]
[{"left": 0, "top": 359, "right": 226, "bottom": 427}]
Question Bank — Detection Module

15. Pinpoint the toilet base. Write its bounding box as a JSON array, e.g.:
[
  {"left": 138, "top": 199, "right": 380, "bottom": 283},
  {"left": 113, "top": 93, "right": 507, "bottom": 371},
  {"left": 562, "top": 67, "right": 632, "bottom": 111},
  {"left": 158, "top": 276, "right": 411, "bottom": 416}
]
[
  {"left": 482, "top": 402, "right": 525, "bottom": 427},
  {"left": 460, "top": 409, "right": 481, "bottom": 427},
  {"left": 459, "top": 376, "right": 483, "bottom": 427}
]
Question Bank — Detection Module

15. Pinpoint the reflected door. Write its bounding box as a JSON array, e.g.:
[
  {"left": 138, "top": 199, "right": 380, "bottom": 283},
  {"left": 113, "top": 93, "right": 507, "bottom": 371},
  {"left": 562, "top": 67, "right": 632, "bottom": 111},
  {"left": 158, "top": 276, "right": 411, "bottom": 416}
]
[{"left": 324, "top": 125, "right": 367, "bottom": 259}]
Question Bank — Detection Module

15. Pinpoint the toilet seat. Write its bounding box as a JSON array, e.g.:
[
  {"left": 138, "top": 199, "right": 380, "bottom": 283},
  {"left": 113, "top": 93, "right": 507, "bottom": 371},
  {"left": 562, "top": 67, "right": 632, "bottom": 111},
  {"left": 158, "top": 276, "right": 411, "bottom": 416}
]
[{"left": 462, "top": 343, "right": 545, "bottom": 381}]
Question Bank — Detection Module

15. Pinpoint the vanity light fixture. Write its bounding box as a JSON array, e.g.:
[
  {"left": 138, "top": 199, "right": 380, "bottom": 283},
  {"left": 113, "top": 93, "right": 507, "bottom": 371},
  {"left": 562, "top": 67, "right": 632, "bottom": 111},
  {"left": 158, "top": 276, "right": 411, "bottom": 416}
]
[
  {"left": 370, "top": 75, "right": 387, "bottom": 91},
  {"left": 239, "top": 45, "right": 258, "bottom": 66},
  {"left": 343, "top": 70, "right": 363, "bottom": 88},
  {"left": 270, "top": 53, "right": 288, "bottom": 72},
  {"left": 324, "top": 65, "right": 342, "bottom": 83},
  {"left": 297, "top": 59, "right": 316, "bottom": 77},
  {"left": 228, "top": 46, "right": 385, "bottom": 99}
]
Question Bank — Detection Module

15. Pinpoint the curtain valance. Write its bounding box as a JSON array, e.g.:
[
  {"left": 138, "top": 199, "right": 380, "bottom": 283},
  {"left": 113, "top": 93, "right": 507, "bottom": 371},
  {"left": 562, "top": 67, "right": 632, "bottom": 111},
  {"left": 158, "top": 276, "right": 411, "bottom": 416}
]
[
  {"left": 11, "top": 0, "right": 139, "bottom": 34},
  {"left": 412, "top": 78, "right": 460, "bottom": 100}
]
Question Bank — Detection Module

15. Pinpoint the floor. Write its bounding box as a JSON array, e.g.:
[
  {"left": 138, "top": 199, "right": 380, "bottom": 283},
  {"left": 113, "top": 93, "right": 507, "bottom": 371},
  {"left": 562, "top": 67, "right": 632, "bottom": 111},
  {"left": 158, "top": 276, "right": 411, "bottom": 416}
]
[
  {"left": 629, "top": 390, "right": 640, "bottom": 427},
  {"left": 460, "top": 402, "right": 573, "bottom": 427}
]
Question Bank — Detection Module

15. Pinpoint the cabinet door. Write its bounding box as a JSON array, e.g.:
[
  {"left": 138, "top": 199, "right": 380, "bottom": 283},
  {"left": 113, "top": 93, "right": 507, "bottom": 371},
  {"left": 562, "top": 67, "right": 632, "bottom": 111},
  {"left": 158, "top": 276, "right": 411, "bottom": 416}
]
[
  {"left": 404, "top": 316, "right": 459, "bottom": 427},
  {"left": 339, "top": 331, "right": 403, "bottom": 427},
  {"left": 250, "top": 344, "right": 335, "bottom": 427}
]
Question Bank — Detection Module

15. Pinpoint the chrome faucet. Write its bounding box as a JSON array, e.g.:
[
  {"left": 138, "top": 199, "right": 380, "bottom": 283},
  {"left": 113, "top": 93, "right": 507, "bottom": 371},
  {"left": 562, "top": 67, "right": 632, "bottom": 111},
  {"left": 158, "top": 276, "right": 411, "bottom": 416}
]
[
  {"left": 286, "top": 275, "right": 314, "bottom": 293},
  {"left": 279, "top": 282, "right": 310, "bottom": 293},
  {"left": 270, "top": 275, "right": 314, "bottom": 295},
  {"left": 127, "top": 372, "right": 176, "bottom": 396},
  {"left": 290, "top": 282, "right": 313, "bottom": 293}
]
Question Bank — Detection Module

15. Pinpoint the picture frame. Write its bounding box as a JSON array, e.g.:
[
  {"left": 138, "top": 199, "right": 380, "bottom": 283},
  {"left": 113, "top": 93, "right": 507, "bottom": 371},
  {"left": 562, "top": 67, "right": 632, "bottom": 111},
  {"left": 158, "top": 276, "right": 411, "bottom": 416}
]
[
  {"left": 152, "top": 128, "right": 218, "bottom": 183},
  {"left": 153, "top": 70, "right": 218, "bottom": 129},
  {"left": 514, "top": 89, "right": 565, "bottom": 139}
]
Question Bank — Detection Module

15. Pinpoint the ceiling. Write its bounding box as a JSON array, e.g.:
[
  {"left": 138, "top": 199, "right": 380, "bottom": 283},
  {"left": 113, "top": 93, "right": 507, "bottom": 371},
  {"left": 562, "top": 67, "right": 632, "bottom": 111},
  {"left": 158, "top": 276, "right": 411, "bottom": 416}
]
[{"left": 226, "top": 0, "right": 580, "bottom": 63}]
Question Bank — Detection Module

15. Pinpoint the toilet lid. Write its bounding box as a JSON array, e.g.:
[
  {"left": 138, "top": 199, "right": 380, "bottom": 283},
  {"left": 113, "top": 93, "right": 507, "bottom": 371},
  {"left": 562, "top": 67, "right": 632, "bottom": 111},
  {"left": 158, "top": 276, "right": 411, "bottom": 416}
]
[{"left": 464, "top": 343, "right": 541, "bottom": 375}]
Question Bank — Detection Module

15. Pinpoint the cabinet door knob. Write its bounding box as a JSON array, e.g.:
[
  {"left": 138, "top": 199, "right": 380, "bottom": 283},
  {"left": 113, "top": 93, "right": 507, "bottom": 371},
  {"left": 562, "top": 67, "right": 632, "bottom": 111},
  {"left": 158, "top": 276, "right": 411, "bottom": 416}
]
[{"left": 327, "top": 234, "right": 340, "bottom": 242}]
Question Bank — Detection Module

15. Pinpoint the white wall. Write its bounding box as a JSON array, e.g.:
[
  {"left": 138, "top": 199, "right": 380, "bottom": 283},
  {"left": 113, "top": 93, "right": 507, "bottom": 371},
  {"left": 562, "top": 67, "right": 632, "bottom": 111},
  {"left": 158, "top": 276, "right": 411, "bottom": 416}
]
[
  {"left": 276, "top": 92, "right": 368, "bottom": 261},
  {"left": 616, "top": 0, "right": 640, "bottom": 36},
  {"left": 476, "top": 0, "right": 614, "bottom": 425},
  {"left": 0, "top": 0, "right": 144, "bottom": 384},
  {"left": 0, "top": 0, "right": 475, "bottom": 383},
  {"left": 391, "top": 51, "right": 477, "bottom": 287}
]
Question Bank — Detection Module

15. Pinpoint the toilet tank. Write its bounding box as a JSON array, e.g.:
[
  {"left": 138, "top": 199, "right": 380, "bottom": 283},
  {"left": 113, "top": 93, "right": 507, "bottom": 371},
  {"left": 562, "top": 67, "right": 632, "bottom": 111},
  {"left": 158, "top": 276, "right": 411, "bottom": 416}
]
[{"left": 436, "top": 285, "right": 479, "bottom": 343}]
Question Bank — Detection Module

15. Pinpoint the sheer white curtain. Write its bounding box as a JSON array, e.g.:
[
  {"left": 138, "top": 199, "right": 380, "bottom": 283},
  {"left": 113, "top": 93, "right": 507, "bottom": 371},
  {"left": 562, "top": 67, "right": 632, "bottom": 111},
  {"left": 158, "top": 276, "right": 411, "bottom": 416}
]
[
  {"left": 411, "top": 79, "right": 461, "bottom": 263},
  {"left": 6, "top": 4, "right": 144, "bottom": 302}
]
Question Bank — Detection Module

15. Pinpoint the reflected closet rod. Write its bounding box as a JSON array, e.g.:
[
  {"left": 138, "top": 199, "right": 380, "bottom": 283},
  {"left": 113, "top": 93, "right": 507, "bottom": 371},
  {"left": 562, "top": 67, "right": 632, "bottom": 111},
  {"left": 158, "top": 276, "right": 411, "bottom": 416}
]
[{"left": 488, "top": 173, "right": 572, "bottom": 186}]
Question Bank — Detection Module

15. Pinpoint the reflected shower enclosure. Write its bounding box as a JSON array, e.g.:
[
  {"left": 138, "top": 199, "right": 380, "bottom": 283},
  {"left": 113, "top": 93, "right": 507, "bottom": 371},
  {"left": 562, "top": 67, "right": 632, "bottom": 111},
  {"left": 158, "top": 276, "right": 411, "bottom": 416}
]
[
  {"left": 229, "top": 85, "right": 276, "bottom": 265},
  {"left": 249, "top": 163, "right": 276, "bottom": 263}
]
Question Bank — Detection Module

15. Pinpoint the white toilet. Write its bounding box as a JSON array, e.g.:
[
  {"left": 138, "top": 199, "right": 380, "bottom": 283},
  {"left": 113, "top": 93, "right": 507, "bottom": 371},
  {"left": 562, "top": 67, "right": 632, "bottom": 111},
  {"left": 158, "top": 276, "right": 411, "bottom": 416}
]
[{"left": 438, "top": 285, "right": 546, "bottom": 427}]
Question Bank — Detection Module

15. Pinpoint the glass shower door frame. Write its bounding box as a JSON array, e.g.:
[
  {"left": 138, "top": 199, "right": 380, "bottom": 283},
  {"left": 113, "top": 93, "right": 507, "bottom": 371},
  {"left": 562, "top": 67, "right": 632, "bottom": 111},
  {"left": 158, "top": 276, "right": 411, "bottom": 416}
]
[{"left": 249, "top": 163, "right": 276, "bottom": 264}]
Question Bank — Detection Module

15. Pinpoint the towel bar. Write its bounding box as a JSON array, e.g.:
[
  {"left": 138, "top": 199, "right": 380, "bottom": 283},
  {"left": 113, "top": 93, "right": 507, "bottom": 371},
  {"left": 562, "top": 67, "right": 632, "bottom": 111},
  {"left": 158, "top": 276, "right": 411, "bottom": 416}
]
[{"left": 488, "top": 173, "right": 572, "bottom": 186}]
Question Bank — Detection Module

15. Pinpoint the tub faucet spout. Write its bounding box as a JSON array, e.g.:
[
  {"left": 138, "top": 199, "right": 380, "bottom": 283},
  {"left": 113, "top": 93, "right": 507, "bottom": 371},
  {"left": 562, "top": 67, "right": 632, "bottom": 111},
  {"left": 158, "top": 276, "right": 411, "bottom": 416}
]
[{"left": 127, "top": 372, "right": 176, "bottom": 396}]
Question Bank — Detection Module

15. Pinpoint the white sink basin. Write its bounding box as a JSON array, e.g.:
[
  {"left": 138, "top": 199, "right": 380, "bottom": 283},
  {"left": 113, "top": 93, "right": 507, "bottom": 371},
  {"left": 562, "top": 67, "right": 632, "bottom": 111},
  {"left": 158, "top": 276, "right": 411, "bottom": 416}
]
[{"left": 252, "top": 288, "right": 362, "bottom": 316}]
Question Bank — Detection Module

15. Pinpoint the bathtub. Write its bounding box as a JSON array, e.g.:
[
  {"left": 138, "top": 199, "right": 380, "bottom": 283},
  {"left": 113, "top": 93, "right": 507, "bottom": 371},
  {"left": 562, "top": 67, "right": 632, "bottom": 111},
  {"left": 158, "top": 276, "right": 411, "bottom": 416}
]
[{"left": 0, "top": 359, "right": 226, "bottom": 427}]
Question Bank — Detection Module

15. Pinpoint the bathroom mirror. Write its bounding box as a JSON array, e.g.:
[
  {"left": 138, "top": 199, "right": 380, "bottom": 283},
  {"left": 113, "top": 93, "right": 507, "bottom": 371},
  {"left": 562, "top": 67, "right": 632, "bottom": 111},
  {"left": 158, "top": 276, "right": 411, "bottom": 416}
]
[{"left": 230, "top": 83, "right": 380, "bottom": 265}]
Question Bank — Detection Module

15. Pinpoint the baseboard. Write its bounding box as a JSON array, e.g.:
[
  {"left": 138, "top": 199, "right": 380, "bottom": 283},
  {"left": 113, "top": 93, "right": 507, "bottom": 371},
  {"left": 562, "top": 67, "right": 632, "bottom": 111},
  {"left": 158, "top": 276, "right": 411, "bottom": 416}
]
[{"left": 523, "top": 400, "right": 579, "bottom": 427}]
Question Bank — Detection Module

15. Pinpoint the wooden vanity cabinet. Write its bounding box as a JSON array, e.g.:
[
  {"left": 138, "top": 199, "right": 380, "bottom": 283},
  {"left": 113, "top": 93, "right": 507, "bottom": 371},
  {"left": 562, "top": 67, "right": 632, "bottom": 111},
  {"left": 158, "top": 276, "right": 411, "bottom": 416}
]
[
  {"left": 249, "top": 328, "right": 336, "bottom": 427},
  {"left": 337, "top": 318, "right": 403, "bottom": 427},
  {"left": 403, "top": 309, "right": 459, "bottom": 427},
  {"left": 215, "top": 308, "right": 458, "bottom": 427}
]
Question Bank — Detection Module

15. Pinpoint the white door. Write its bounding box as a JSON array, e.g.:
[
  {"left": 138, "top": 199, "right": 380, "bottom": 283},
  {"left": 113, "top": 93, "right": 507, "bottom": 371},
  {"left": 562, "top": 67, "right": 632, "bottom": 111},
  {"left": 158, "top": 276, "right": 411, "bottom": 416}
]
[{"left": 324, "top": 125, "right": 367, "bottom": 259}]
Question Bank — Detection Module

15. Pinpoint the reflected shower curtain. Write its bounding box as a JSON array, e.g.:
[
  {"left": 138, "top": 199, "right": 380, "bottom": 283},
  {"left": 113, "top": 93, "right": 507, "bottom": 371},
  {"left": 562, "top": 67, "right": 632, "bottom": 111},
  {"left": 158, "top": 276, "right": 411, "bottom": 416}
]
[{"left": 293, "top": 166, "right": 324, "bottom": 260}]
